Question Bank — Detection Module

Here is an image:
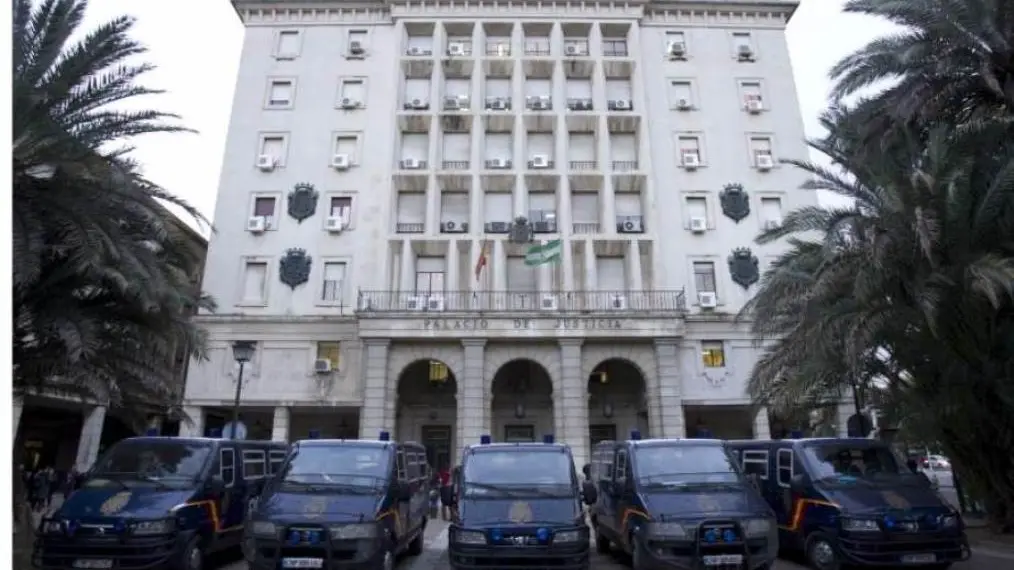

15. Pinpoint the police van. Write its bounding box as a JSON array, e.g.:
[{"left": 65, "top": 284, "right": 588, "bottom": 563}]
[
  {"left": 244, "top": 431, "right": 430, "bottom": 570},
  {"left": 34, "top": 432, "right": 287, "bottom": 570},
  {"left": 589, "top": 431, "right": 777, "bottom": 570},
  {"left": 448, "top": 434, "right": 595, "bottom": 570}
]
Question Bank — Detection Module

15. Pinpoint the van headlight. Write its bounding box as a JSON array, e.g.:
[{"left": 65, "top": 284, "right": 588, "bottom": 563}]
[
  {"left": 842, "top": 518, "right": 879, "bottom": 532},
  {"left": 647, "top": 522, "right": 688, "bottom": 539},
  {"left": 249, "top": 521, "right": 279, "bottom": 537},
  {"left": 743, "top": 518, "right": 772, "bottom": 537},
  {"left": 554, "top": 530, "right": 582, "bottom": 543},
  {"left": 453, "top": 530, "right": 487, "bottom": 545},
  {"left": 328, "top": 523, "right": 378, "bottom": 540},
  {"left": 131, "top": 519, "right": 174, "bottom": 535},
  {"left": 939, "top": 514, "right": 959, "bottom": 529},
  {"left": 41, "top": 520, "right": 64, "bottom": 534}
]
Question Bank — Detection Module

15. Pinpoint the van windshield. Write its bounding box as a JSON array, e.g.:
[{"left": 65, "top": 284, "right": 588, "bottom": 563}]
[
  {"left": 803, "top": 442, "right": 912, "bottom": 483},
  {"left": 463, "top": 450, "right": 574, "bottom": 497},
  {"left": 282, "top": 445, "right": 390, "bottom": 488},
  {"left": 90, "top": 440, "right": 212, "bottom": 483},
  {"left": 634, "top": 444, "right": 741, "bottom": 486}
]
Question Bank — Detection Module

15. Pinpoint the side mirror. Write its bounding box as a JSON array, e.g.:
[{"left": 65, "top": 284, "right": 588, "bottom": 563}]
[
  {"left": 208, "top": 475, "right": 226, "bottom": 496},
  {"left": 582, "top": 481, "right": 598, "bottom": 505},
  {"left": 396, "top": 481, "right": 412, "bottom": 501},
  {"left": 789, "top": 473, "right": 808, "bottom": 493}
]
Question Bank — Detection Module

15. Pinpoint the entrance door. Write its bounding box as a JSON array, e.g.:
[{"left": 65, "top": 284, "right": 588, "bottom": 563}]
[
  {"left": 504, "top": 425, "right": 535, "bottom": 442},
  {"left": 589, "top": 424, "right": 617, "bottom": 448},
  {"left": 421, "top": 425, "right": 452, "bottom": 470}
]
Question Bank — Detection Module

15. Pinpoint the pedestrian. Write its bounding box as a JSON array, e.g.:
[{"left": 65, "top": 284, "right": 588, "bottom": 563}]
[
  {"left": 46, "top": 467, "right": 59, "bottom": 508},
  {"left": 62, "top": 467, "right": 79, "bottom": 501},
  {"left": 32, "top": 468, "right": 50, "bottom": 512},
  {"left": 438, "top": 466, "right": 453, "bottom": 521},
  {"left": 450, "top": 466, "right": 461, "bottom": 520}
]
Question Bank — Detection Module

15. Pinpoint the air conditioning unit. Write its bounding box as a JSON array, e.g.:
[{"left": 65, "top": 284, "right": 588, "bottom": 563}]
[
  {"left": 698, "top": 291, "right": 718, "bottom": 308},
  {"left": 533, "top": 221, "right": 556, "bottom": 233},
  {"left": 401, "top": 158, "right": 423, "bottom": 170},
  {"left": 256, "top": 155, "right": 276, "bottom": 172},
  {"left": 339, "top": 98, "right": 360, "bottom": 109},
  {"left": 682, "top": 152, "right": 700, "bottom": 169},
  {"left": 427, "top": 296, "right": 445, "bottom": 311},
  {"left": 610, "top": 295, "right": 628, "bottom": 310},
  {"left": 677, "top": 98, "right": 692, "bottom": 110},
  {"left": 689, "top": 217, "right": 707, "bottom": 233},
  {"left": 331, "top": 154, "right": 351, "bottom": 170},
  {"left": 531, "top": 98, "right": 550, "bottom": 110},
  {"left": 490, "top": 98, "right": 508, "bottom": 110},
  {"left": 764, "top": 219, "right": 781, "bottom": 230},
  {"left": 756, "top": 153, "right": 774, "bottom": 170},
  {"left": 745, "top": 98, "right": 764, "bottom": 113},
  {"left": 407, "top": 47, "right": 424, "bottom": 56},
  {"left": 314, "top": 359, "right": 333, "bottom": 373},
  {"left": 406, "top": 296, "right": 426, "bottom": 311},
  {"left": 565, "top": 44, "right": 580, "bottom": 56},
  {"left": 618, "top": 216, "right": 644, "bottom": 233},
  {"left": 486, "top": 221, "right": 510, "bottom": 233},
  {"left": 667, "top": 41, "right": 687, "bottom": 59},
  {"left": 530, "top": 155, "right": 550, "bottom": 169},
  {"left": 609, "top": 99, "right": 632, "bottom": 111},
  {"left": 441, "top": 220, "right": 468, "bottom": 233},
  {"left": 540, "top": 295, "right": 558, "bottom": 311},
  {"left": 246, "top": 217, "right": 266, "bottom": 233},
  {"left": 443, "top": 97, "right": 461, "bottom": 111},
  {"left": 447, "top": 43, "right": 466, "bottom": 56},
  {"left": 408, "top": 98, "right": 427, "bottom": 110},
  {"left": 486, "top": 158, "right": 510, "bottom": 169},
  {"left": 325, "top": 216, "right": 346, "bottom": 232},
  {"left": 349, "top": 41, "right": 365, "bottom": 56},
  {"left": 737, "top": 44, "right": 754, "bottom": 60}
]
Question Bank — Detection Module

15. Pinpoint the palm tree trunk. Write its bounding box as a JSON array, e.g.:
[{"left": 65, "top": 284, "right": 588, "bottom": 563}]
[{"left": 13, "top": 462, "right": 35, "bottom": 569}]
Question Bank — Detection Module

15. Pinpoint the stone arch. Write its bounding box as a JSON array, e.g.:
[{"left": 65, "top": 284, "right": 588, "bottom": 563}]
[
  {"left": 388, "top": 344, "right": 464, "bottom": 388},
  {"left": 483, "top": 345, "right": 561, "bottom": 393},
  {"left": 580, "top": 345, "right": 656, "bottom": 386}
]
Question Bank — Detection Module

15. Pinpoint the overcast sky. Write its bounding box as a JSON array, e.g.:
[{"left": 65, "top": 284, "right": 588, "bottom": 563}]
[{"left": 79, "top": 0, "right": 896, "bottom": 228}]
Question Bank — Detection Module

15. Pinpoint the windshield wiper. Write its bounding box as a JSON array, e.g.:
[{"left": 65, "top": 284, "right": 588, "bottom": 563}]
[{"left": 464, "top": 482, "right": 572, "bottom": 498}]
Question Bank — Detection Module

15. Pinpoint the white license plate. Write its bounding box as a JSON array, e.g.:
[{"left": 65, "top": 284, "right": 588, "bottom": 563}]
[
  {"left": 72, "top": 561, "right": 112, "bottom": 569},
  {"left": 282, "top": 558, "right": 324, "bottom": 569},
  {"left": 902, "top": 553, "right": 937, "bottom": 564},
  {"left": 702, "top": 554, "right": 744, "bottom": 566}
]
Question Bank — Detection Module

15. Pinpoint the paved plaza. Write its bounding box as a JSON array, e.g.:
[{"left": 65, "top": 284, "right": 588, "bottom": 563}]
[{"left": 215, "top": 518, "right": 1014, "bottom": 570}]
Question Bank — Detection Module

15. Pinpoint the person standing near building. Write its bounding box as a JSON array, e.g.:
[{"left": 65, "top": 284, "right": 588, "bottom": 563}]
[{"left": 438, "top": 465, "right": 453, "bottom": 521}]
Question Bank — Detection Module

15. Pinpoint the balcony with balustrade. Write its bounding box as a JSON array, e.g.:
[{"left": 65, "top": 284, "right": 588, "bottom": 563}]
[{"left": 356, "top": 289, "right": 686, "bottom": 315}]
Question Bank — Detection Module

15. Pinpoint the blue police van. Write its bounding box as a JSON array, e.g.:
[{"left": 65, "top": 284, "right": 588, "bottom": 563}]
[
  {"left": 727, "top": 437, "right": 971, "bottom": 570},
  {"left": 34, "top": 432, "right": 287, "bottom": 570},
  {"left": 448, "top": 434, "right": 594, "bottom": 570},
  {"left": 589, "top": 431, "right": 778, "bottom": 570},
  {"left": 243, "top": 431, "right": 430, "bottom": 570}
]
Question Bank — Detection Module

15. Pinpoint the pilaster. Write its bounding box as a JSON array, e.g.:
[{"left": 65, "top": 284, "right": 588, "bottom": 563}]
[
  {"left": 583, "top": 238, "right": 597, "bottom": 289},
  {"left": 458, "top": 340, "right": 487, "bottom": 459},
  {"left": 753, "top": 407, "right": 771, "bottom": 440},
  {"left": 180, "top": 405, "right": 204, "bottom": 437},
  {"left": 75, "top": 406, "right": 107, "bottom": 471},
  {"left": 558, "top": 340, "right": 589, "bottom": 468},
  {"left": 399, "top": 240, "right": 414, "bottom": 292},
  {"left": 359, "top": 340, "right": 392, "bottom": 439},
  {"left": 272, "top": 406, "right": 290, "bottom": 442},
  {"left": 653, "top": 338, "right": 684, "bottom": 438}
]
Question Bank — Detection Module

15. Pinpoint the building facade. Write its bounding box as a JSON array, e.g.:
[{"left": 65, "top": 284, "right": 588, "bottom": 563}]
[{"left": 184, "top": 0, "right": 848, "bottom": 469}]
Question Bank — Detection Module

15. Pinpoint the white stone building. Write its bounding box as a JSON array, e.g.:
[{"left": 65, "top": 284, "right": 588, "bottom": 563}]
[{"left": 183, "top": 0, "right": 845, "bottom": 469}]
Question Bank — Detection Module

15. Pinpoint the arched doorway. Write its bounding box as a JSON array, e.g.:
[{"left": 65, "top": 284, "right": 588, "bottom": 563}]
[
  {"left": 491, "top": 359, "right": 553, "bottom": 443},
  {"left": 587, "top": 359, "right": 648, "bottom": 446},
  {"left": 396, "top": 359, "right": 457, "bottom": 470}
]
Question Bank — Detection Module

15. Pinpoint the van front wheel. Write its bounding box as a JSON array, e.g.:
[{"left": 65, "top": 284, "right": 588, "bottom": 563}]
[
  {"left": 804, "top": 532, "right": 840, "bottom": 570},
  {"left": 176, "top": 536, "right": 203, "bottom": 570}
]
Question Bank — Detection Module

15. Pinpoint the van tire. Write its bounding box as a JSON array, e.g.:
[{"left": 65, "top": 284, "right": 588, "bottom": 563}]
[
  {"left": 804, "top": 532, "right": 840, "bottom": 570},
  {"left": 594, "top": 531, "right": 610, "bottom": 554},
  {"left": 631, "top": 534, "right": 649, "bottom": 570},
  {"left": 406, "top": 529, "right": 424, "bottom": 556},
  {"left": 175, "top": 536, "right": 203, "bottom": 570}
]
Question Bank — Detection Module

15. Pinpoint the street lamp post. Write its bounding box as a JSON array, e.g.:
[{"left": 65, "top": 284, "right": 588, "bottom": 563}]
[{"left": 230, "top": 341, "right": 257, "bottom": 440}]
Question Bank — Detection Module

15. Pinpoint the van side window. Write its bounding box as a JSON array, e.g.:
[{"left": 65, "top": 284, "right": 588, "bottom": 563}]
[
  {"left": 396, "top": 450, "right": 407, "bottom": 481},
  {"left": 615, "top": 449, "right": 628, "bottom": 482},
  {"left": 243, "top": 449, "right": 267, "bottom": 479},
  {"left": 602, "top": 449, "right": 615, "bottom": 480},
  {"left": 406, "top": 450, "right": 421, "bottom": 481},
  {"left": 776, "top": 449, "right": 793, "bottom": 487},
  {"left": 269, "top": 450, "right": 287, "bottom": 474},
  {"left": 220, "top": 448, "right": 236, "bottom": 486},
  {"left": 742, "top": 450, "right": 769, "bottom": 479}
]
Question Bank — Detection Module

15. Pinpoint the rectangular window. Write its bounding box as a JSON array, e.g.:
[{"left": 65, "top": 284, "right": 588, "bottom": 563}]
[
  {"left": 415, "top": 257, "right": 446, "bottom": 294},
  {"left": 316, "top": 341, "right": 341, "bottom": 369},
  {"left": 668, "top": 80, "right": 693, "bottom": 109},
  {"left": 678, "top": 136, "right": 701, "bottom": 164},
  {"left": 276, "top": 30, "right": 301, "bottom": 58},
  {"left": 334, "top": 135, "right": 360, "bottom": 162},
  {"left": 267, "top": 79, "right": 294, "bottom": 108},
  {"left": 329, "top": 196, "right": 352, "bottom": 223},
  {"left": 396, "top": 451, "right": 407, "bottom": 480},
  {"left": 243, "top": 450, "right": 267, "bottom": 479},
  {"left": 602, "top": 39, "right": 627, "bottom": 57},
  {"left": 733, "top": 32, "right": 754, "bottom": 57},
  {"left": 572, "top": 193, "right": 599, "bottom": 224},
  {"left": 702, "top": 341, "right": 725, "bottom": 368},
  {"left": 269, "top": 450, "right": 287, "bottom": 473},
  {"left": 348, "top": 30, "right": 368, "bottom": 57},
  {"left": 777, "top": 449, "right": 793, "bottom": 486},
  {"left": 220, "top": 449, "right": 236, "bottom": 486},
  {"left": 483, "top": 193, "right": 511, "bottom": 224},
  {"left": 739, "top": 80, "right": 763, "bottom": 107},
  {"left": 742, "top": 450, "right": 768, "bottom": 479},
  {"left": 321, "top": 262, "right": 346, "bottom": 303},
  {"left": 693, "top": 261, "right": 716, "bottom": 293},
  {"left": 251, "top": 196, "right": 278, "bottom": 229},
  {"left": 259, "top": 135, "right": 286, "bottom": 164},
  {"left": 761, "top": 197, "right": 782, "bottom": 227},
  {"left": 506, "top": 256, "right": 537, "bottom": 292},
  {"left": 615, "top": 450, "right": 628, "bottom": 481},
  {"left": 751, "top": 137, "right": 773, "bottom": 164},
  {"left": 685, "top": 196, "right": 707, "bottom": 227},
  {"left": 241, "top": 261, "right": 268, "bottom": 305},
  {"left": 339, "top": 79, "right": 367, "bottom": 105},
  {"left": 666, "top": 31, "right": 687, "bottom": 57}
]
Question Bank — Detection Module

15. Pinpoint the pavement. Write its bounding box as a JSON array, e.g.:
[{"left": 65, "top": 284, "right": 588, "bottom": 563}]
[{"left": 214, "top": 518, "right": 1014, "bottom": 570}]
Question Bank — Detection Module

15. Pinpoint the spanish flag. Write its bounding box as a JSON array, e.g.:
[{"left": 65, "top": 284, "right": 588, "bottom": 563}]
[{"left": 474, "top": 241, "right": 489, "bottom": 281}]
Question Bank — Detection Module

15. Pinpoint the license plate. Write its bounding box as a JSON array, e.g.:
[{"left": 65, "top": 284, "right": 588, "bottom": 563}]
[
  {"left": 72, "top": 561, "right": 112, "bottom": 569},
  {"left": 282, "top": 558, "right": 324, "bottom": 569},
  {"left": 703, "top": 554, "right": 743, "bottom": 566},
  {"left": 902, "top": 553, "right": 937, "bottom": 564}
]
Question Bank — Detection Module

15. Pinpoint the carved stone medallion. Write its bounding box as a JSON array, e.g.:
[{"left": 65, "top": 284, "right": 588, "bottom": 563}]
[
  {"left": 287, "top": 183, "right": 319, "bottom": 223},
  {"left": 279, "top": 248, "right": 312, "bottom": 289},
  {"left": 728, "top": 247, "right": 760, "bottom": 289},
  {"left": 509, "top": 216, "right": 534, "bottom": 244},
  {"left": 719, "top": 183, "right": 750, "bottom": 223}
]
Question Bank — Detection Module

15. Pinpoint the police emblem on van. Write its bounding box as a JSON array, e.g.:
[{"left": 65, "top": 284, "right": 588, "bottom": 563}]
[
  {"left": 99, "top": 492, "right": 131, "bottom": 515},
  {"left": 697, "top": 495, "right": 722, "bottom": 513},
  {"left": 303, "top": 497, "right": 328, "bottom": 517},
  {"left": 508, "top": 502, "right": 533, "bottom": 523}
]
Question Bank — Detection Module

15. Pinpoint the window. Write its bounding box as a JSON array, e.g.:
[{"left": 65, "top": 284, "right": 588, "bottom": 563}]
[
  {"left": 240, "top": 260, "right": 268, "bottom": 305},
  {"left": 347, "top": 30, "right": 367, "bottom": 58},
  {"left": 328, "top": 196, "right": 353, "bottom": 225},
  {"left": 733, "top": 32, "right": 754, "bottom": 59},
  {"left": 258, "top": 134, "right": 288, "bottom": 166},
  {"left": 702, "top": 341, "right": 725, "bottom": 368},
  {"left": 602, "top": 39, "right": 627, "bottom": 57},
  {"left": 220, "top": 448, "right": 236, "bottom": 486},
  {"left": 266, "top": 79, "right": 295, "bottom": 108},
  {"left": 275, "top": 30, "right": 301, "bottom": 59},
  {"left": 396, "top": 450, "right": 407, "bottom": 481},
  {"left": 250, "top": 195, "right": 278, "bottom": 229},
  {"left": 750, "top": 136, "right": 773, "bottom": 166},
  {"left": 668, "top": 80, "right": 693, "bottom": 109},
  {"left": 320, "top": 262, "right": 346, "bottom": 303},
  {"left": 685, "top": 196, "right": 708, "bottom": 228},
  {"left": 415, "top": 257, "right": 446, "bottom": 294},
  {"left": 243, "top": 449, "right": 267, "bottom": 479},
  {"left": 777, "top": 449, "right": 793, "bottom": 486},
  {"left": 678, "top": 135, "right": 702, "bottom": 166},
  {"left": 338, "top": 78, "right": 367, "bottom": 107},
  {"left": 429, "top": 360, "right": 449, "bottom": 382},
  {"left": 665, "top": 31, "right": 687, "bottom": 58},
  {"left": 615, "top": 449, "right": 628, "bottom": 481},
  {"left": 316, "top": 341, "right": 341, "bottom": 370},
  {"left": 333, "top": 134, "right": 361, "bottom": 164},
  {"left": 760, "top": 197, "right": 782, "bottom": 228},
  {"left": 269, "top": 450, "right": 287, "bottom": 474},
  {"left": 693, "top": 261, "right": 717, "bottom": 294},
  {"left": 742, "top": 450, "right": 769, "bottom": 479},
  {"left": 739, "top": 80, "right": 764, "bottom": 109}
]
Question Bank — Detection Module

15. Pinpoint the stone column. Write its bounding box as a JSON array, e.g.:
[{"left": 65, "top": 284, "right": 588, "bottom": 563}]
[
  {"left": 75, "top": 406, "right": 107, "bottom": 471},
  {"left": 753, "top": 407, "right": 771, "bottom": 440},
  {"left": 457, "top": 340, "right": 486, "bottom": 459},
  {"left": 493, "top": 239, "right": 507, "bottom": 291},
  {"left": 445, "top": 240, "right": 460, "bottom": 296},
  {"left": 359, "top": 340, "right": 391, "bottom": 439},
  {"left": 558, "top": 340, "right": 589, "bottom": 468},
  {"left": 399, "top": 241, "right": 414, "bottom": 292},
  {"left": 627, "top": 240, "right": 643, "bottom": 290},
  {"left": 837, "top": 402, "right": 852, "bottom": 437},
  {"left": 583, "top": 239, "right": 597, "bottom": 290},
  {"left": 271, "top": 406, "right": 290, "bottom": 442},
  {"left": 653, "top": 339, "right": 685, "bottom": 438},
  {"left": 13, "top": 395, "right": 24, "bottom": 442},
  {"left": 180, "top": 405, "right": 204, "bottom": 437}
]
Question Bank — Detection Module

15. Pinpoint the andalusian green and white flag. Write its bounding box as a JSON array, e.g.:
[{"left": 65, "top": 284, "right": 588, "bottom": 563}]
[{"left": 524, "top": 239, "right": 563, "bottom": 266}]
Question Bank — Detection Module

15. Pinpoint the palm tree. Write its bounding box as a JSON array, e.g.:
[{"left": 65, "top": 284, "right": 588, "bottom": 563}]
[
  {"left": 743, "top": 104, "right": 1014, "bottom": 531},
  {"left": 12, "top": 0, "right": 214, "bottom": 562}
]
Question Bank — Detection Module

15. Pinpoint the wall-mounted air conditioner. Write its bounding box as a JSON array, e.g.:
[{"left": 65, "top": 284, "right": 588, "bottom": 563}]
[
  {"left": 530, "top": 155, "right": 551, "bottom": 169},
  {"left": 737, "top": 44, "right": 754, "bottom": 60},
  {"left": 325, "top": 217, "right": 346, "bottom": 233},
  {"left": 256, "top": 155, "right": 276, "bottom": 172},
  {"left": 756, "top": 154, "right": 774, "bottom": 171},
  {"left": 540, "top": 295, "right": 558, "bottom": 311},
  {"left": 690, "top": 217, "right": 707, "bottom": 233},
  {"left": 486, "top": 158, "right": 511, "bottom": 169},
  {"left": 698, "top": 292, "right": 718, "bottom": 308},
  {"left": 617, "top": 216, "right": 644, "bottom": 234},
  {"left": 447, "top": 43, "right": 466, "bottom": 56},
  {"left": 401, "top": 158, "right": 424, "bottom": 170},
  {"left": 427, "top": 297, "right": 445, "bottom": 311},
  {"left": 339, "top": 98, "right": 361, "bottom": 109},
  {"left": 406, "top": 296, "right": 426, "bottom": 311},
  {"left": 331, "top": 154, "right": 351, "bottom": 170},
  {"left": 682, "top": 152, "right": 700, "bottom": 169},
  {"left": 667, "top": 41, "right": 687, "bottom": 59},
  {"left": 247, "top": 217, "right": 266, "bottom": 233}
]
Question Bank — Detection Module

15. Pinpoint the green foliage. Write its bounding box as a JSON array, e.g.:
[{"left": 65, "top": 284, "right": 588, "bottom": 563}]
[
  {"left": 743, "top": 0, "right": 1014, "bottom": 530},
  {"left": 11, "top": 0, "right": 213, "bottom": 415}
]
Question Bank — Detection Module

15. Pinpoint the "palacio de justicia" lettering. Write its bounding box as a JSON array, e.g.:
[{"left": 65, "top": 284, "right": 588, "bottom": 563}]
[{"left": 421, "top": 317, "right": 624, "bottom": 331}]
